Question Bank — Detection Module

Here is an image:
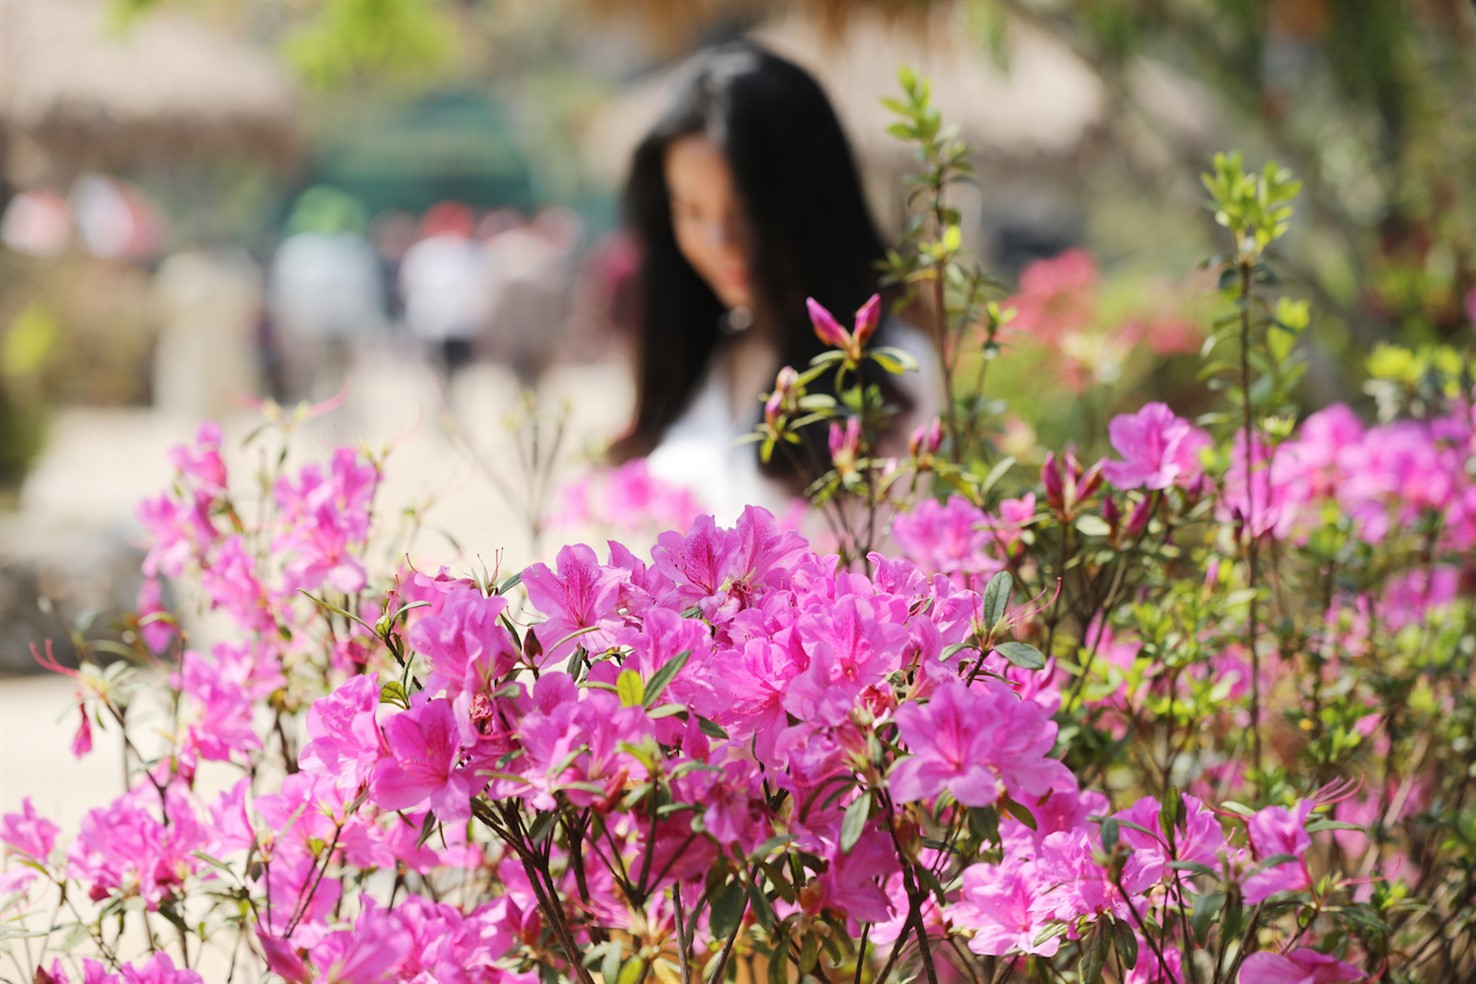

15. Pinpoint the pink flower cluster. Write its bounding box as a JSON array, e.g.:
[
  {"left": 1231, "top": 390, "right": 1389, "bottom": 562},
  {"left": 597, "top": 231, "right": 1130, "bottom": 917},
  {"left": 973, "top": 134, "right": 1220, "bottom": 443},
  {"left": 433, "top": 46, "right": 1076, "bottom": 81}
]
[{"left": 1220, "top": 402, "right": 1476, "bottom": 550}]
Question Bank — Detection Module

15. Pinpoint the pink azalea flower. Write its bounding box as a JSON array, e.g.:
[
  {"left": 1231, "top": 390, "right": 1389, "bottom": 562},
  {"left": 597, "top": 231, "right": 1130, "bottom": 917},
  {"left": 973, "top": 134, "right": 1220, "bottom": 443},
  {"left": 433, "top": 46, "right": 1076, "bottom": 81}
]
[
  {"left": 0, "top": 798, "right": 59, "bottom": 894},
  {"left": 891, "top": 495, "right": 1002, "bottom": 578},
  {"left": 1242, "top": 801, "right": 1314, "bottom": 903},
  {"left": 300, "top": 673, "right": 384, "bottom": 797},
  {"left": 1102, "top": 403, "right": 1211, "bottom": 491},
  {"left": 1238, "top": 948, "right": 1365, "bottom": 983},
  {"left": 522, "top": 543, "right": 624, "bottom": 664},
  {"left": 167, "top": 422, "right": 228, "bottom": 495},
  {"left": 948, "top": 863, "right": 1061, "bottom": 957},
  {"left": 812, "top": 827, "right": 899, "bottom": 924},
  {"left": 890, "top": 677, "right": 1074, "bottom": 808},
  {"left": 117, "top": 952, "right": 204, "bottom": 984},
  {"left": 410, "top": 588, "right": 516, "bottom": 698},
  {"left": 370, "top": 697, "right": 480, "bottom": 824},
  {"left": 1004, "top": 249, "right": 1098, "bottom": 346}
]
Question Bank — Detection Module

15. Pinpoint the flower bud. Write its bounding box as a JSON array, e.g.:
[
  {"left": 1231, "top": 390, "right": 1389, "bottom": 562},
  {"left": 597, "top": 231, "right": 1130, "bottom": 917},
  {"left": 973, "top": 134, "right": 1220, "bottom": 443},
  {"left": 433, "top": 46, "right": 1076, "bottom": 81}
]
[
  {"left": 829, "top": 417, "right": 862, "bottom": 475},
  {"left": 1077, "top": 459, "right": 1105, "bottom": 501},
  {"left": 765, "top": 365, "right": 799, "bottom": 428},
  {"left": 908, "top": 416, "right": 943, "bottom": 460},
  {"left": 853, "top": 293, "right": 882, "bottom": 349},
  {"left": 1102, "top": 494, "right": 1122, "bottom": 534},
  {"left": 1042, "top": 452, "right": 1065, "bottom": 512},
  {"left": 1126, "top": 494, "right": 1155, "bottom": 538},
  {"left": 807, "top": 297, "right": 850, "bottom": 350}
]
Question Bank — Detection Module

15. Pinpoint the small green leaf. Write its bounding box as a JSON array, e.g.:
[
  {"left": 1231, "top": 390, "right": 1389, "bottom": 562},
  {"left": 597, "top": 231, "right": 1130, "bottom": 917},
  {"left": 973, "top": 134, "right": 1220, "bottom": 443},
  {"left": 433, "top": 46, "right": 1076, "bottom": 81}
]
[
  {"left": 840, "top": 794, "right": 871, "bottom": 854},
  {"left": 995, "top": 641, "right": 1045, "bottom": 670},
  {"left": 643, "top": 649, "right": 692, "bottom": 708},
  {"left": 708, "top": 880, "right": 747, "bottom": 941},
  {"left": 616, "top": 956, "right": 646, "bottom": 984},
  {"left": 615, "top": 669, "right": 644, "bottom": 707},
  {"left": 1191, "top": 890, "right": 1226, "bottom": 944},
  {"left": 1099, "top": 817, "right": 1120, "bottom": 854},
  {"left": 982, "top": 570, "right": 1013, "bottom": 627},
  {"left": 1074, "top": 514, "right": 1112, "bottom": 537}
]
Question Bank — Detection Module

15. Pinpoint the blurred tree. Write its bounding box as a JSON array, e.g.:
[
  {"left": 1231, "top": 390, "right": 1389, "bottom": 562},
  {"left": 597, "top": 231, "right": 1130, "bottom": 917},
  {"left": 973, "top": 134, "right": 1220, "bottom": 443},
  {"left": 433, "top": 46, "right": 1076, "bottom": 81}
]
[{"left": 992, "top": 0, "right": 1476, "bottom": 350}]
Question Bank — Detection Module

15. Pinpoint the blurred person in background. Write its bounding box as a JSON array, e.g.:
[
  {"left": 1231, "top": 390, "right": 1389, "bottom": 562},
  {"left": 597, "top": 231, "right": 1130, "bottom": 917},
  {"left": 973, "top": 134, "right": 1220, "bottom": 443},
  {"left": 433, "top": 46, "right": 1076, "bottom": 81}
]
[
  {"left": 370, "top": 209, "right": 418, "bottom": 333},
  {"left": 611, "top": 41, "right": 940, "bottom": 521},
  {"left": 400, "top": 201, "right": 484, "bottom": 392},
  {"left": 153, "top": 225, "right": 263, "bottom": 421},
  {"left": 479, "top": 205, "right": 583, "bottom": 388},
  {"left": 267, "top": 187, "right": 385, "bottom": 400}
]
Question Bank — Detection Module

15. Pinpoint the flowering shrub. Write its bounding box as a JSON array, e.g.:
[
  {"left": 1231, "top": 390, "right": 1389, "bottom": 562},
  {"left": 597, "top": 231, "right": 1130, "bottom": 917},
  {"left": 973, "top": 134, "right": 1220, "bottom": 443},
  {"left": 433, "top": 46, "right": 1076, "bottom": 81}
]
[{"left": 4, "top": 77, "right": 1475, "bottom": 984}]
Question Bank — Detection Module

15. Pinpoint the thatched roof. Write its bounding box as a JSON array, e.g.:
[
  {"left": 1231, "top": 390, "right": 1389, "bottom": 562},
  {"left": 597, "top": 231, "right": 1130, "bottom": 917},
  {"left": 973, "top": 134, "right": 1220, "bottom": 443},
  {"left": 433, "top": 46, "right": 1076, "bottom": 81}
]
[
  {"left": 583, "top": 4, "right": 1216, "bottom": 187},
  {"left": 0, "top": 0, "right": 297, "bottom": 175}
]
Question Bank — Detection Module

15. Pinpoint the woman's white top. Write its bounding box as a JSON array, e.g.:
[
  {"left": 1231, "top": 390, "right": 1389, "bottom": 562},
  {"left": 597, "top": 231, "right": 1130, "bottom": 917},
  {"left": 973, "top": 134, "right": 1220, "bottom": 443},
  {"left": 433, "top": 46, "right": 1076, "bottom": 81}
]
[{"left": 646, "top": 322, "right": 942, "bottom": 525}]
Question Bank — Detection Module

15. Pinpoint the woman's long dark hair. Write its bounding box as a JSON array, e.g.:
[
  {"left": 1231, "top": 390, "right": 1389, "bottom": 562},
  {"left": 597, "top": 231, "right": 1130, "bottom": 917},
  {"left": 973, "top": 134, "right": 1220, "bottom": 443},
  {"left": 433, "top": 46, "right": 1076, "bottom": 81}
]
[{"left": 612, "top": 41, "right": 902, "bottom": 482}]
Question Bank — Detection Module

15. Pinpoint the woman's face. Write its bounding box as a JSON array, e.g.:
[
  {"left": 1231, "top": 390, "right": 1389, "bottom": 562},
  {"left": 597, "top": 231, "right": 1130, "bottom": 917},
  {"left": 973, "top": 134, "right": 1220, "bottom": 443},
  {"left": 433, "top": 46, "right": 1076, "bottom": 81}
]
[{"left": 665, "top": 135, "right": 752, "bottom": 310}]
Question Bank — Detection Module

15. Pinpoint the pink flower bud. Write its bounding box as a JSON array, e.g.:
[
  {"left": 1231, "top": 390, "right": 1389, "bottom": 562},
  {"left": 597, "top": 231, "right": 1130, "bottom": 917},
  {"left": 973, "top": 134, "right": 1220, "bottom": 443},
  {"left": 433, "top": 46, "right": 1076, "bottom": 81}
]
[
  {"left": 829, "top": 417, "right": 862, "bottom": 474},
  {"left": 765, "top": 366, "right": 798, "bottom": 428},
  {"left": 908, "top": 417, "right": 943, "bottom": 459},
  {"left": 853, "top": 293, "right": 882, "bottom": 349},
  {"left": 1102, "top": 494, "right": 1122, "bottom": 532},
  {"left": 807, "top": 297, "right": 851, "bottom": 350},
  {"left": 1063, "top": 446, "right": 1084, "bottom": 481},
  {"left": 1126, "top": 494, "right": 1155, "bottom": 538},
  {"left": 1077, "top": 459, "right": 1105, "bottom": 501},
  {"left": 1042, "top": 452, "right": 1065, "bottom": 511}
]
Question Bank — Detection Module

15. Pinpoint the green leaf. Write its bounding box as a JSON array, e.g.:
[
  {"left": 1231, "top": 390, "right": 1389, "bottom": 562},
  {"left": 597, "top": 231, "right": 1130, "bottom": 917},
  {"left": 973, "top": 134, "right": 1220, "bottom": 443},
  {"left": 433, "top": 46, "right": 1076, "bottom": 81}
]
[
  {"left": 995, "top": 641, "right": 1045, "bottom": 670},
  {"left": 1001, "top": 796, "right": 1037, "bottom": 831},
  {"left": 1074, "top": 514, "right": 1112, "bottom": 537},
  {"left": 1113, "top": 917, "right": 1139, "bottom": 969},
  {"left": 696, "top": 716, "right": 729, "bottom": 740},
  {"left": 1191, "top": 890, "right": 1226, "bottom": 944},
  {"left": 840, "top": 794, "right": 871, "bottom": 854},
  {"left": 1080, "top": 923, "right": 1107, "bottom": 984},
  {"left": 616, "top": 669, "right": 644, "bottom": 707},
  {"left": 616, "top": 956, "right": 646, "bottom": 984},
  {"left": 643, "top": 649, "right": 692, "bottom": 708},
  {"left": 1099, "top": 817, "right": 1120, "bottom": 854},
  {"left": 709, "top": 880, "right": 747, "bottom": 941},
  {"left": 379, "top": 680, "right": 409, "bottom": 707},
  {"left": 982, "top": 570, "right": 1013, "bottom": 628},
  {"left": 979, "top": 455, "right": 1016, "bottom": 497}
]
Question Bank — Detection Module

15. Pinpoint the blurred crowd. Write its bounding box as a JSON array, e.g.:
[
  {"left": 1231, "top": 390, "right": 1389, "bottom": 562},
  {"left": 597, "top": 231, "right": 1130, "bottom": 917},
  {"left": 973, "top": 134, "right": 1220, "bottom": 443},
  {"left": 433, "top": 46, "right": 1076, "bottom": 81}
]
[{"left": 2, "top": 178, "right": 639, "bottom": 420}]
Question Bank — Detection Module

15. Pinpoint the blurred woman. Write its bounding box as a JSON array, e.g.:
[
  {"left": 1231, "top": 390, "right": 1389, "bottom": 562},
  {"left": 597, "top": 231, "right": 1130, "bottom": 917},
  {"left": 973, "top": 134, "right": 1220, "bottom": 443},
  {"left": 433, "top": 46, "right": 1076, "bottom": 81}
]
[{"left": 612, "top": 41, "right": 939, "bottom": 521}]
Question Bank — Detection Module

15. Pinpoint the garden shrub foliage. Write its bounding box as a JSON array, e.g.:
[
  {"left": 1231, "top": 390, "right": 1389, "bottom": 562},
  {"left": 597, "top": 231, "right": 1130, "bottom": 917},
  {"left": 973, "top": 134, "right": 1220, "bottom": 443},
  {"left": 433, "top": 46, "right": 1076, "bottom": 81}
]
[{"left": 4, "top": 75, "right": 1475, "bottom": 984}]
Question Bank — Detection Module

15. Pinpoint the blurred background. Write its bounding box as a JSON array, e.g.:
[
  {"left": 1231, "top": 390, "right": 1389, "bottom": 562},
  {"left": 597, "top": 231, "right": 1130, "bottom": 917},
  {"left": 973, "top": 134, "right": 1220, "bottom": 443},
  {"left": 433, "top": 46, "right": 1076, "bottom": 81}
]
[{"left": 0, "top": 0, "right": 1473, "bottom": 697}]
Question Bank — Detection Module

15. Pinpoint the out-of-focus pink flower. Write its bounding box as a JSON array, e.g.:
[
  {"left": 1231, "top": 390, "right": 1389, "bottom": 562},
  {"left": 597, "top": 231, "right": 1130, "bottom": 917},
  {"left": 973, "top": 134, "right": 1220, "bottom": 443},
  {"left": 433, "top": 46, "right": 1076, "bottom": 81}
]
[
  {"left": 1242, "top": 801, "right": 1314, "bottom": 903},
  {"left": 1102, "top": 403, "right": 1211, "bottom": 491},
  {"left": 117, "top": 952, "right": 204, "bottom": 984},
  {"left": 1004, "top": 249, "right": 1097, "bottom": 345},
  {"left": 1238, "top": 948, "right": 1365, "bottom": 983},
  {"left": 853, "top": 293, "right": 882, "bottom": 349}
]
